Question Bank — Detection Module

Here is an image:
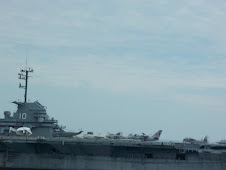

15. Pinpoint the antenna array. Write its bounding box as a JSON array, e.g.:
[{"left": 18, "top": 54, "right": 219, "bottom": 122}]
[{"left": 18, "top": 67, "right": 33, "bottom": 103}]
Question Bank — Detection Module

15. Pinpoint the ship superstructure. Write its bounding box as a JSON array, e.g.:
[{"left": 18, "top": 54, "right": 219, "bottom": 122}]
[{"left": 0, "top": 68, "right": 76, "bottom": 137}]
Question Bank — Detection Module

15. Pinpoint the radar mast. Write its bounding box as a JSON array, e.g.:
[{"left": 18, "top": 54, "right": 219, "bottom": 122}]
[{"left": 18, "top": 67, "right": 33, "bottom": 103}]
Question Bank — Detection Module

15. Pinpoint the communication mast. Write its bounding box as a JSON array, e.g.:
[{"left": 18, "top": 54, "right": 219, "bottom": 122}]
[{"left": 18, "top": 67, "right": 33, "bottom": 103}]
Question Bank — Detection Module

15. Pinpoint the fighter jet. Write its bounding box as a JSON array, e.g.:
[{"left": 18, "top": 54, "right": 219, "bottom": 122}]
[
  {"left": 9, "top": 127, "right": 32, "bottom": 136},
  {"left": 83, "top": 132, "right": 106, "bottom": 139},
  {"left": 83, "top": 132, "right": 95, "bottom": 139},
  {"left": 106, "top": 132, "right": 124, "bottom": 139},
  {"left": 183, "top": 136, "right": 208, "bottom": 144},
  {"left": 127, "top": 133, "right": 147, "bottom": 140},
  {"left": 217, "top": 140, "right": 226, "bottom": 144},
  {"left": 144, "top": 130, "right": 162, "bottom": 141},
  {"left": 53, "top": 129, "right": 83, "bottom": 137},
  {"left": 128, "top": 130, "right": 162, "bottom": 141},
  {"left": 94, "top": 133, "right": 106, "bottom": 139}
]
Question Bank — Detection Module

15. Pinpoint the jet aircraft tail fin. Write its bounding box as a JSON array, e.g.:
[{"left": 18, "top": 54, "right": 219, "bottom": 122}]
[
  {"left": 151, "top": 130, "right": 162, "bottom": 140},
  {"left": 9, "top": 127, "right": 17, "bottom": 134}
]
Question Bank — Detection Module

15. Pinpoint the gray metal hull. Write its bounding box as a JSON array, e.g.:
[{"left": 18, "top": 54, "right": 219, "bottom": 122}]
[
  {"left": 0, "top": 137, "right": 226, "bottom": 170},
  {"left": 0, "top": 153, "right": 225, "bottom": 170}
]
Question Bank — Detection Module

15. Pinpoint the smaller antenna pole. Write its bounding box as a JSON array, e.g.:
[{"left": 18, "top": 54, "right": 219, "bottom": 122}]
[
  {"left": 24, "top": 70, "right": 28, "bottom": 102},
  {"left": 19, "top": 55, "right": 33, "bottom": 102}
]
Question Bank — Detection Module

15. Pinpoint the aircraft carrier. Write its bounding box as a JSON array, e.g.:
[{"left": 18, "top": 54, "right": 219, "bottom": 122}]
[{"left": 0, "top": 67, "right": 226, "bottom": 170}]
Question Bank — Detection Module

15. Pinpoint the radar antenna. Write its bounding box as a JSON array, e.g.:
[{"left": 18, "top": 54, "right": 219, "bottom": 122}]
[{"left": 18, "top": 66, "right": 33, "bottom": 103}]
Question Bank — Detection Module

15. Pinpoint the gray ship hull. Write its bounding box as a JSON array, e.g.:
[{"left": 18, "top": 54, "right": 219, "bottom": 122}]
[
  {"left": 0, "top": 153, "right": 225, "bottom": 170},
  {"left": 0, "top": 136, "right": 226, "bottom": 170}
]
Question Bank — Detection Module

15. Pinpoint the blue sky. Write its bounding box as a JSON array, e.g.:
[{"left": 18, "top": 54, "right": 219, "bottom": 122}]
[{"left": 0, "top": 0, "right": 226, "bottom": 142}]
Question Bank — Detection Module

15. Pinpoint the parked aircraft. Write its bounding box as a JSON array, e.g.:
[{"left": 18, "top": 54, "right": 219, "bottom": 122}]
[
  {"left": 53, "top": 129, "right": 83, "bottom": 137},
  {"left": 9, "top": 127, "right": 32, "bottom": 136},
  {"left": 128, "top": 133, "right": 147, "bottom": 140},
  {"left": 128, "top": 130, "right": 162, "bottom": 141},
  {"left": 83, "top": 132, "right": 94, "bottom": 139},
  {"left": 106, "top": 132, "right": 124, "bottom": 139},
  {"left": 83, "top": 132, "right": 106, "bottom": 139},
  {"left": 94, "top": 134, "right": 106, "bottom": 139},
  {"left": 183, "top": 136, "right": 208, "bottom": 144},
  {"left": 217, "top": 140, "right": 226, "bottom": 145},
  {"left": 144, "top": 130, "right": 162, "bottom": 141}
]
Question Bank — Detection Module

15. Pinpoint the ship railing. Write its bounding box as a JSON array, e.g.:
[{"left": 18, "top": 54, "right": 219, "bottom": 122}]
[
  {"left": 3, "top": 118, "right": 58, "bottom": 123},
  {"left": 174, "top": 143, "right": 200, "bottom": 152},
  {"left": 200, "top": 148, "right": 226, "bottom": 154}
]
